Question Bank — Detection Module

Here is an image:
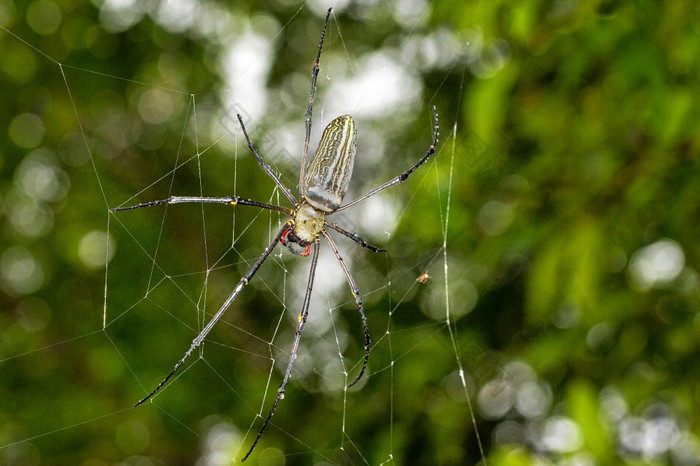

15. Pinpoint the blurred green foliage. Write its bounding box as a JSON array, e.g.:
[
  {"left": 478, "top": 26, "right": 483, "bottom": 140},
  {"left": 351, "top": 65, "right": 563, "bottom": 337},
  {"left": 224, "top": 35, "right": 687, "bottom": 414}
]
[{"left": 1, "top": 1, "right": 699, "bottom": 465}]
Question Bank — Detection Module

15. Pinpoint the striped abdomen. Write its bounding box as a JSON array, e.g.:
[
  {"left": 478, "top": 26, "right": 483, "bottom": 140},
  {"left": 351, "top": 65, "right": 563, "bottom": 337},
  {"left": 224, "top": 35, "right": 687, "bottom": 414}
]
[{"left": 305, "top": 115, "right": 356, "bottom": 213}]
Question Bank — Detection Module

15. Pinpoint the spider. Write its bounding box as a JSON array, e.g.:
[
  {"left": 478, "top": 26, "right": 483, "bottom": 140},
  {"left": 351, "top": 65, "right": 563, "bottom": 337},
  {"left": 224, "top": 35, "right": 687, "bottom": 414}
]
[{"left": 111, "top": 7, "right": 438, "bottom": 461}]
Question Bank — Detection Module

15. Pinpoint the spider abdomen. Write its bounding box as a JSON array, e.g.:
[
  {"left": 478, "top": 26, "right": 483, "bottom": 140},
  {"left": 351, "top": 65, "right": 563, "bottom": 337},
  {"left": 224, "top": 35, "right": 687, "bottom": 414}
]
[{"left": 305, "top": 115, "right": 356, "bottom": 213}]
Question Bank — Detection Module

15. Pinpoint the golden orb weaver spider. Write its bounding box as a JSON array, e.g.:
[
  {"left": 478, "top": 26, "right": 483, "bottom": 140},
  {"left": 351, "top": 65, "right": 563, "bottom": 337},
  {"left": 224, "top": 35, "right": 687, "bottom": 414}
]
[{"left": 111, "top": 7, "right": 438, "bottom": 461}]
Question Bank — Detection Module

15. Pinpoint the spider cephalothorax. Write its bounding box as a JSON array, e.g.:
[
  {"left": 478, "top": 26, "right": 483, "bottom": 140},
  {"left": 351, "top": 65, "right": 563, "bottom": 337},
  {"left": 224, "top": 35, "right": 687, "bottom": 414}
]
[{"left": 281, "top": 202, "right": 325, "bottom": 256}]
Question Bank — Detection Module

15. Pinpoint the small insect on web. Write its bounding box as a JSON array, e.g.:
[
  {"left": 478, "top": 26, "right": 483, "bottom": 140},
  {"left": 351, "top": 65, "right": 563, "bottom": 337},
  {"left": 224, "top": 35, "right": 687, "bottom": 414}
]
[{"left": 110, "top": 7, "right": 439, "bottom": 461}]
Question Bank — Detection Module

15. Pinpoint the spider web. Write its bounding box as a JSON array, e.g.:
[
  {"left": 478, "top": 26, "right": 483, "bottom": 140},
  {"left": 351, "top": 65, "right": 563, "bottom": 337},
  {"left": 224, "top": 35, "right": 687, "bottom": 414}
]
[{"left": 0, "top": 3, "right": 489, "bottom": 464}]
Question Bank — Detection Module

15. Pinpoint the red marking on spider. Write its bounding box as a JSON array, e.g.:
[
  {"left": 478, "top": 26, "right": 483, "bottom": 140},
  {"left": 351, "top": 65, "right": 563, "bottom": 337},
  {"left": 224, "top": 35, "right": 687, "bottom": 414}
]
[{"left": 281, "top": 229, "right": 311, "bottom": 257}]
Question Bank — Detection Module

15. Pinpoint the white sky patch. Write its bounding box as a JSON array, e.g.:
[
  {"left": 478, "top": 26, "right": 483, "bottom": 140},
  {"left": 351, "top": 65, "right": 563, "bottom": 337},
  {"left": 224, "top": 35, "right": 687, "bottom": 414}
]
[
  {"left": 309, "top": 0, "right": 351, "bottom": 16},
  {"left": 628, "top": 239, "right": 685, "bottom": 291},
  {"left": 325, "top": 51, "right": 422, "bottom": 119},
  {"left": 515, "top": 380, "right": 552, "bottom": 419},
  {"left": 360, "top": 194, "right": 399, "bottom": 239},
  {"left": 400, "top": 28, "right": 464, "bottom": 70},
  {"left": 619, "top": 414, "right": 681, "bottom": 458},
  {"left": 221, "top": 31, "right": 272, "bottom": 130},
  {"left": 247, "top": 120, "right": 305, "bottom": 172},
  {"left": 96, "top": 0, "right": 145, "bottom": 33},
  {"left": 155, "top": 0, "right": 198, "bottom": 33},
  {"left": 199, "top": 417, "right": 242, "bottom": 466},
  {"left": 302, "top": 246, "right": 348, "bottom": 319},
  {"left": 532, "top": 416, "right": 583, "bottom": 453},
  {"left": 394, "top": 0, "right": 428, "bottom": 28},
  {"left": 192, "top": 3, "right": 224, "bottom": 39}
]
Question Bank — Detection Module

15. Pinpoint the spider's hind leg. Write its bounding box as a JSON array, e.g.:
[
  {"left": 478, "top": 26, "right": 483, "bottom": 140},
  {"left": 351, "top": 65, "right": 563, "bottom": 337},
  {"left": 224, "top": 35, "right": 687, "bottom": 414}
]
[{"left": 322, "top": 230, "right": 371, "bottom": 387}]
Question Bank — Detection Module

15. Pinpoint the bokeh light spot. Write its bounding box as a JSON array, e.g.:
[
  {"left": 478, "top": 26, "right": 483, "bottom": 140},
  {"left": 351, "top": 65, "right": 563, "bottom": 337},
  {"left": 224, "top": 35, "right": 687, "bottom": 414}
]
[
  {"left": 26, "top": 0, "right": 62, "bottom": 35},
  {"left": 8, "top": 113, "right": 45, "bottom": 149},
  {"left": 14, "top": 149, "right": 69, "bottom": 202},
  {"left": 78, "top": 230, "right": 115, "bottom": 269},
  {"left": 0, "top": 246, "right": 44, "bottom": 296},
  {"left": 628, "top": 239, "right": 685, "bottom": 290},
  {"left": 0, "top": 42, "right": 37, "bottom": 84}
]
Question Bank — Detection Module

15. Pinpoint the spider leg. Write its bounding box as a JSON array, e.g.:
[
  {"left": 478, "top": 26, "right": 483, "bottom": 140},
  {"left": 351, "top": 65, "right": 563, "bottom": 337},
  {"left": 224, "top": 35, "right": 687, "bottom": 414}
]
[
  {"left": 322, "top": 230, "right": 371, "bottom": 387},
  {"left": 134, "top": 223, "right": 290, "bottom": 407},
  {"left": 325, "top": 221, "right": 386, "bottom": 253},
  {"left": 236, "top": 114, "right": 297, "bottom": 205},
  {"left": 241, "top": 238, "right": 321, "bottom": 462},
  {"left": 299, "top": 7, "right": 332, "bottom": 196},
  {"left": 110, "top": 196, "right": 292, "bottom": 214},
  {"left": 334, "top": 104, "right": 439, "bottom": 213}
]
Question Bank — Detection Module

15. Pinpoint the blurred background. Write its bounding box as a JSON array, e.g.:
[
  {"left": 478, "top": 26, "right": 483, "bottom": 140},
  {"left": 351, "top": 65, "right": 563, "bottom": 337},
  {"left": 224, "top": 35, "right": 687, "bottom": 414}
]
[{"left": 1, "top": 0, "right": 699, "bottom": 465}]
